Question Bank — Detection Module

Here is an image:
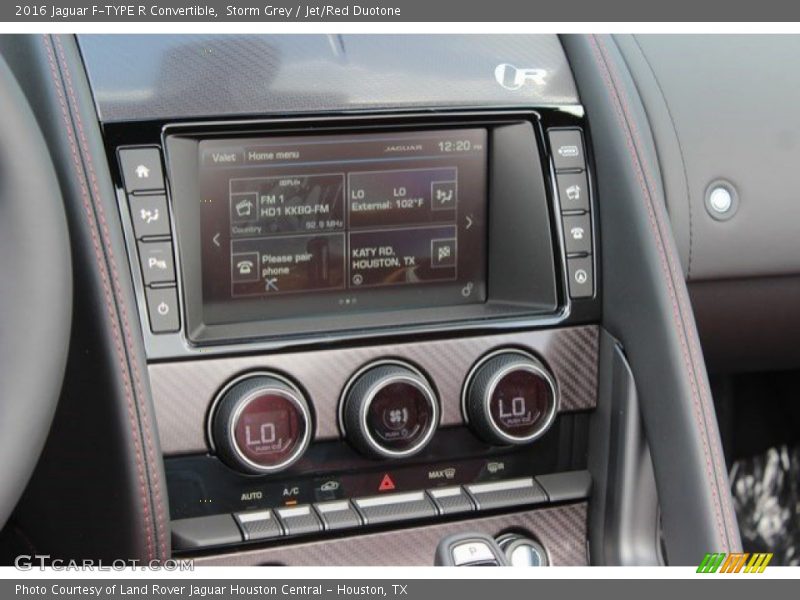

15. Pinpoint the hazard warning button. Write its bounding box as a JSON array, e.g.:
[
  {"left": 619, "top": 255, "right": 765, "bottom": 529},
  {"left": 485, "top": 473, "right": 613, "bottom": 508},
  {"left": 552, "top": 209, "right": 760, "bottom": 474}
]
[
  {"left": 378, "top": 474, "right": 396, "bottom": 492},
  {"left": 353, "top": 491, "right": 436, "bottom": 525}
]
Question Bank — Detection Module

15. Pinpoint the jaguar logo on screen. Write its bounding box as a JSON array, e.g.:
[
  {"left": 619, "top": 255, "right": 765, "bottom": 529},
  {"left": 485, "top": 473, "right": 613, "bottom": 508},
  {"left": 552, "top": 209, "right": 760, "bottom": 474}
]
[{"left": 494, "top": 63, "right": 547, "bottom": 90}]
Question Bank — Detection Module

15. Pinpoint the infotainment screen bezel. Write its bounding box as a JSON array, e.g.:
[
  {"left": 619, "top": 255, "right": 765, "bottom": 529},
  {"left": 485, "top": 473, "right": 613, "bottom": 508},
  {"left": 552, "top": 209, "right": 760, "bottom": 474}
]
[{"left": 164, "top": 114, "right": 561, "bottom": 345}]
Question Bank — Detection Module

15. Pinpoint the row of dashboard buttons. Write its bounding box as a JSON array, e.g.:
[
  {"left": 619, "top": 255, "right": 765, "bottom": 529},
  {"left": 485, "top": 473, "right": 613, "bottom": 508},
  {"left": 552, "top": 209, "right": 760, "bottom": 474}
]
[
  {"left": 548, "top": 129, "right": 594, "bottom": 300},
  {"left": 118, "top": 146, "right": 180, "bottom": 333},
  {"left": 171, "top": 472, "right": 590, "bottom": 551}
]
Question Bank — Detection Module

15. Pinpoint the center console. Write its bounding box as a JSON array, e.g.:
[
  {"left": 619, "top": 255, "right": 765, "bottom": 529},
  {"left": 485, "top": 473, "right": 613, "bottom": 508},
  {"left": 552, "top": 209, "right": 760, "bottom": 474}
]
[
  {"left": 80, "top": 27, "right": 604, "bottom": 565},
  {"left": 105, "top": 106, "right": 600, "bottom": 562}
]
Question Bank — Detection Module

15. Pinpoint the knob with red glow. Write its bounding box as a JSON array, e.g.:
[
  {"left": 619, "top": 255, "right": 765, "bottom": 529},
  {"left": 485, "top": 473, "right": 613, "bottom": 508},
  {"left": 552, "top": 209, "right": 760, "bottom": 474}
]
[
  {"left": 210, "top": 373, "right": 312, "bottom": 474},
  {"left": 463, "top": 351, "right": 558, "bottom": 446}
]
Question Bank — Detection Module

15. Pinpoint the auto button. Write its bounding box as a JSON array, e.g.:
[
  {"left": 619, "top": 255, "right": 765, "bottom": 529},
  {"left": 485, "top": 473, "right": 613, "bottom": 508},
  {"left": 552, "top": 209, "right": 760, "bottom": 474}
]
[{"left": 234, "top": 510, "right": 282, "bottom": 541}]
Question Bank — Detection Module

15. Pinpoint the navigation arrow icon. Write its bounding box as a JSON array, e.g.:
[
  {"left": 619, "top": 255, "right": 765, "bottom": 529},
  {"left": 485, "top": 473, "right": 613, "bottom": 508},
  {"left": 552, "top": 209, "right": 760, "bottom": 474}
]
[
  {"left": 212, "top": 233, "right": 221, "bottom": 247},
  {"left": 465, "top": 215, "right": 473, "bottom": 230}
]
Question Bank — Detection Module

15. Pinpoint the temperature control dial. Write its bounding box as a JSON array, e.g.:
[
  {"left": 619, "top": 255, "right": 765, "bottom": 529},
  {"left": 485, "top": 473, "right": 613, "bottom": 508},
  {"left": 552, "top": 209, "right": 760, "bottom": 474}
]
[
  {"left": 210, "top": 373, "right": 312, "bottom": 474},
  {"left": 341, "top": 362, "right": 439, "bottom": 459},
  {"left": 463, "top": 351, "right": 558, "bottom": 446}
]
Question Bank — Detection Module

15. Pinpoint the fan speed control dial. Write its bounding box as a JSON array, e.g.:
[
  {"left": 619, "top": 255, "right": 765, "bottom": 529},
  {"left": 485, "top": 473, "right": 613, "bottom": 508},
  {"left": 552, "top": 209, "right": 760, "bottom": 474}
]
[{"left": 341, "top": 362, "right": 439, "bottom": 459}]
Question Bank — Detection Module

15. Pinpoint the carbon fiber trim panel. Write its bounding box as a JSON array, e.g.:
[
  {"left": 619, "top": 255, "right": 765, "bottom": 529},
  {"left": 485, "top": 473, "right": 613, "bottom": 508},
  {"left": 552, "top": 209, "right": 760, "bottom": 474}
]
[
  {"left": 77, "top": 35, "right": 579, "bottom": 122},
  {"left": 191, "top": 502, "right": 588, "bottom": 566},
  {"left": 150, "top": 326, "right": 598, "bottom": 455}
]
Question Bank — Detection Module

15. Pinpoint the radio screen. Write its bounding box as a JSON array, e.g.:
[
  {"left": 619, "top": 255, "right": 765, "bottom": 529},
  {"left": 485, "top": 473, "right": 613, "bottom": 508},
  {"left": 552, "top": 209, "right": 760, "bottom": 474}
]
[{"left": 197, "top": 128, "right": 488, "bottom": 325}]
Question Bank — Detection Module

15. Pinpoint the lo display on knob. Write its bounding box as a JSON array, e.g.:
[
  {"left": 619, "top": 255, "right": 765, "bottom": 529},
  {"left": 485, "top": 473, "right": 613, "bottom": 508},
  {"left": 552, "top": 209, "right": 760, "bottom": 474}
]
[
  {"left": 209, "top": 373, "right": 312, "bottom": 475},
  {"left": 463, "top": 349, "right": 558, "bottom": 446}
]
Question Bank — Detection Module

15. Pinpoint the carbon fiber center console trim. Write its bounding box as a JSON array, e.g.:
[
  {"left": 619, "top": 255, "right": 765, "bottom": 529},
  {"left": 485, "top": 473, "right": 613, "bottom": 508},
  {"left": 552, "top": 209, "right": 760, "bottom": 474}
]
[{"left": 150, "top": 326, "right": 598, "bottom": 454}]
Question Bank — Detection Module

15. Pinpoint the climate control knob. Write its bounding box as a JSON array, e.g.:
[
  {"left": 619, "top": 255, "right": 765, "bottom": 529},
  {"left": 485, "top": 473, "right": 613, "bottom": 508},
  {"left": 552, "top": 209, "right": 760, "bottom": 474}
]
[
  {"left": 463, "top": 351, "right": 558, "bottom": 446},
  {"left": 210, "top": 373, "right": 312, "bottom": 474},
  {"left": 341, "top": 362, "right": 439, "bottom": 459}
]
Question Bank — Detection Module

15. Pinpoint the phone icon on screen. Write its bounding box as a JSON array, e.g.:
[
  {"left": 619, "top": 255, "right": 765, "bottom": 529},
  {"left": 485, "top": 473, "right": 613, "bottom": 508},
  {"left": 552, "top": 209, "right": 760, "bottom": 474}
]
[{"left": 237, "top": 260, "right": 254, "bottom": 275}]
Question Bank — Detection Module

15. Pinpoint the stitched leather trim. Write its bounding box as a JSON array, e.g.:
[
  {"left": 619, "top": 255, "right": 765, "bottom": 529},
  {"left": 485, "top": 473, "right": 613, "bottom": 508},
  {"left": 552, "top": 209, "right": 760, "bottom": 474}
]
[
  {"left": 589, "top": 34, "right": 739, "bottom": 551},
  {"left": 42, "top": 34, "right": 166, "bottom": 561}
]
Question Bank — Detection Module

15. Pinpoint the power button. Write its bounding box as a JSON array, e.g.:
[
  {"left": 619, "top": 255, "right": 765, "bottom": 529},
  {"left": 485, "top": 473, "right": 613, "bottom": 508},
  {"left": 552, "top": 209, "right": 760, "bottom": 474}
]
[{"left": 145, "top": 286, "right": 180, "bottom": 333}]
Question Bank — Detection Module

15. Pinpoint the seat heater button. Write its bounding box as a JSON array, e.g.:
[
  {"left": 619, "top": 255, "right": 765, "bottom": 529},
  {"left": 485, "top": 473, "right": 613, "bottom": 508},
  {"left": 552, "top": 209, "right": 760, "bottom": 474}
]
[
  {"left": 428, "top": 486, "right": 475, "bottom": 515},
  {"left": 465, "top": 477, "right": 547, "bottom": 510},
  {"left": 234, "top": 509, "right": 282, "bottom": 541},
  {"left": 274, "top": 505, "right": 322, "bottom": 536},
  {"left": 353, "top": 491, "right": 437, "bottom": 525},
  {"left": 314, "top": 500, "right": 362, "bottom": 531}
]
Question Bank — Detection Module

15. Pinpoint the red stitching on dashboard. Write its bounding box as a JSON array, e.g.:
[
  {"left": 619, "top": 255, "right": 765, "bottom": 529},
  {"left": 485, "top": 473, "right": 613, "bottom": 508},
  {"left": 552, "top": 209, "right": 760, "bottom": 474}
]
[
  {"left": 588, "top": 34, "right": 730, "bottom": 550},
  {"left": 42, "top": 35, "right": 156, "bottom": 562},
  {"left": 53, "top": 35, "right": 168, "bottom": 562},
  {"left": 594, "top": 36, "right": 739, "bottom": 548}
]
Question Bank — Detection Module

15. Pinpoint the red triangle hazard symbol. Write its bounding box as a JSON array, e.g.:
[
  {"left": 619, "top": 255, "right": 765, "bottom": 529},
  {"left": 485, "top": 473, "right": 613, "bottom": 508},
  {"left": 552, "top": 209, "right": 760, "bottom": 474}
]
[{"left": 378, "top": 474, "right": 396, "bottom": 491}]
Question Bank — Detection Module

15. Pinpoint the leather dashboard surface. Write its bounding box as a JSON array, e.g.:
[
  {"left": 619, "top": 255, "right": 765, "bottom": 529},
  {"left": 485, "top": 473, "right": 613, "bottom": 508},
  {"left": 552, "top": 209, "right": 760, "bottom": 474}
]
[{"left": 77, "top": 34, "right": 579, "bottom": 121}]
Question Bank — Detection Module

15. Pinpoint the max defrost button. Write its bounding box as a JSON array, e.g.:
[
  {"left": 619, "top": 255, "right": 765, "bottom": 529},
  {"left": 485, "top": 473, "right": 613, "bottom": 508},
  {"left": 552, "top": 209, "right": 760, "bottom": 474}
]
[
  {"left": 567, "top": 256, "right": 594, "bottom": 299},
  {"left": 428, "top": 486, "right": 475, "bottom": 515},
  {"left": 119, "top": 147, "right": 164, "bottom": 193},
  {"left": 145, "top": 286, "right": 179, "bottom": 333}
]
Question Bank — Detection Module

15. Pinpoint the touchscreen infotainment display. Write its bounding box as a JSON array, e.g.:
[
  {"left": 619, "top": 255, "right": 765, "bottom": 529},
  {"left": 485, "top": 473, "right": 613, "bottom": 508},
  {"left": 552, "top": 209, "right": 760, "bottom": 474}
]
[{"left": 197, "top": 128, "right": 488, "bottom": 325}]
